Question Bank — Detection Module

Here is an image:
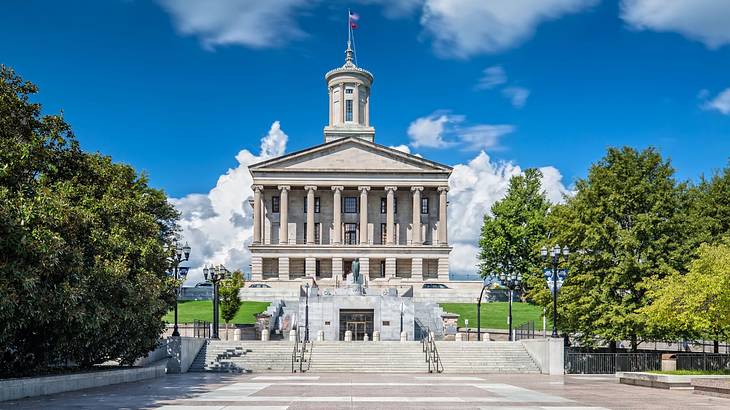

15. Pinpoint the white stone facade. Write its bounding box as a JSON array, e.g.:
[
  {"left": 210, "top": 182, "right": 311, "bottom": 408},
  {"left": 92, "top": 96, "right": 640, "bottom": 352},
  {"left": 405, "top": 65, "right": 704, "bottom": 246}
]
[{"left": 247, "top": 43, "right": 451, "bottom": 285}]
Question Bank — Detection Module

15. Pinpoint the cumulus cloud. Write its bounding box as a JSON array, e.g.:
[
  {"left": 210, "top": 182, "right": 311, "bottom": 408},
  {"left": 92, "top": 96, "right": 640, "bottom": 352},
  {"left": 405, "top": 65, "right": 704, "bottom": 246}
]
[
  {"left": 157, "top": 0, "right": 314, "bottom": 49},
  {"left": 171, "top": 121, "right": 288, "bottom": 285},
  {"left": 475, "top": 66, "right": 507, "bottom": 90},
  {"left": 407, "top": 113, "right": 515, "bottom": 151},
  {"left": 447, "top": 152, "right": 571, "bottom": 275},
  {"left": 620, "top": 0, "right": 730, "bottom": 49},
  {"left": 421, "top": 0, "right": 597, "bottom": 58},
  {"left": 702, "top": 88, "right": 730, "bottom": 115},
  {"left": 502, "top": 86, "right": 530, "bottom": 108},
  {"left": 358, "top": 0, "right": 423, "bottom": 18}
]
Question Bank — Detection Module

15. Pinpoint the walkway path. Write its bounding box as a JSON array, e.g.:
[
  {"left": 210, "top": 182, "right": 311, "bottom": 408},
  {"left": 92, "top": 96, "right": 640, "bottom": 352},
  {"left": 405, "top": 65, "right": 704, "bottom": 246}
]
[{"left": 4, "top": 372, "right": 730, "bottom": 409}]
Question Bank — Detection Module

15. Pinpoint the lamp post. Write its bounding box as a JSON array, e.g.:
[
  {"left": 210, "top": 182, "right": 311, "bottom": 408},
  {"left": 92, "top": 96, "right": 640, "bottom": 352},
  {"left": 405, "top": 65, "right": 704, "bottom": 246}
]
[
  {"left": 203, "top": 264, "right": 229, "bottom": 340},
  {"left": 400, "top": 302, "right": 404, "bottom": 336},
  {"left": 541, "top": 244, "right": 569, "bottom": 338},
  {"left": 496, "top": 271, "right": 522, "bottom": 342},
  {"left": 304, "top": 282, "right": 310, "bottom": 342},
  {"left": 477, "top": 278, "right": 491, "bottom": 341},
  {"left": 167, "top": 239, "right": 191, "bottom": 337}
]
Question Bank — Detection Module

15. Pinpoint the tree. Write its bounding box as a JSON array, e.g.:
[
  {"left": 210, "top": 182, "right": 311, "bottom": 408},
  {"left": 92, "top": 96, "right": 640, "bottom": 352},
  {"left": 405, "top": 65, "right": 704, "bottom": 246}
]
[
  {"left": 478, "top": 168, "right": 552, "bottom": 299},
  {"left": 689, "top": 163, "right": 730, "bottom": 245},
  {"left": 640, "top": 242, "right": 730, "bottom": 352},
  {"left": 219, "top": 271, "right": 245, "bottom": 335},
  {"left": 544, "top": 147, "right": 694, "bottom": 350},
  {"left": 0, "top": 66, "right": 179, "bottom": 376}
]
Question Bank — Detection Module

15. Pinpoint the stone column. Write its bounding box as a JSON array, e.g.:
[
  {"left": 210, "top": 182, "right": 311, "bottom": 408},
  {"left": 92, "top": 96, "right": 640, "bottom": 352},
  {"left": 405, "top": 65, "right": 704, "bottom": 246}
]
[
  {"left": 305, "top": 185, "right": 317, "bottom": 244},
  {"left": 332, "top": 257, "right": 343, "bottom": 278},
  {"left": 359, "top": 186, "right": 370, "bottom": 244},
  {"left": 353, "top": 84, "right": 360, "bottom": 124},
  {"left": 437, "top": 186, "right": 448, "bottom": 245},
  {"left": 340, "top": 83, "right": 346, "bottom": 124},
  {"left": 305, "top": 257, "right": 316, "bottom": 276},
  {"left": 252, "top": 185, "right": 263, "bottom": 244},
  {"left": 251, "top": 256, "right": 263, "bottom": 281},
  {"left": 331, "top": 186, "right": 343, "bottom": 244},
  {"left": 385, "top": 186, "right": 397, "bottom": 245},
  {"left": 364, "top": 92, "right": 370, "bottom": 126},
  {"left": 278, "top": 185, "right": 290, "bottom": 244},
  {"left": 411, "top": 257, "right": 423, "bottom": 281},
  {"left": 279, "top": 257, "right": 290, "bottom": 281},
  {"left": 411, "top": 186, "right": 423, "bottom": 245},
  {"left": 437, "top": 257, "right": 449, "bottom": 281},
  {"left": 385, "top": 257, "right": 396, "bottom": 278},
  {"left": 328, "top": 86, "right": 333, "bottom": 125}
]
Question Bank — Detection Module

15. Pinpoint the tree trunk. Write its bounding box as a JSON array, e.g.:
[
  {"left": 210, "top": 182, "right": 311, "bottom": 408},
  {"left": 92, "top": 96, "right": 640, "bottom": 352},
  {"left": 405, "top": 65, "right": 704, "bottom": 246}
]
[
  {"left": 630, "top": 334, "right": 638, "bottom": 352},
  {"left": 608, "top": 340, "right": 617, "bottom": 353},
  {"left": 714, "top": 340, "right": 720, "bottom": 354}
]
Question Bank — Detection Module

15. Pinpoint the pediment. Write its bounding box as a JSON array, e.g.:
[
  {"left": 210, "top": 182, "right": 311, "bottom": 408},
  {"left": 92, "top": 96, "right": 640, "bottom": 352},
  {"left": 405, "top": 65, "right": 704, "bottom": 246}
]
[{"left": 249, "top": 138, "right": 451, "bottom": 173}]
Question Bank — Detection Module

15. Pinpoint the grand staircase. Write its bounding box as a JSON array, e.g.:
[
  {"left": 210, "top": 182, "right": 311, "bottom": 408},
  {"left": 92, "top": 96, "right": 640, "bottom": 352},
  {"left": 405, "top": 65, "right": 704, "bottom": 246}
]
[
  {"left": 189, "top": 340, "right": 541, "bottom": 374},
  {"left": 436, "top": 341, "right": 541, "bottom": 373}
]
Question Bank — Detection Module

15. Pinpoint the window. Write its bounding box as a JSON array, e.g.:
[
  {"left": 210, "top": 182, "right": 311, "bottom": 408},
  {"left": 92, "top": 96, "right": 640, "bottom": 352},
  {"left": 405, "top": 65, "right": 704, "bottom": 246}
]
[
  {"left": 382, "top": 321, "right": 390, "bottom": 326},
  {"left": 380, "top": 223, "right": 387, "bottom": 244},
  {"left": 345, "top": 99, "right": 353, "bottom": 122},
  {"left": 315, "top": 260, "right": 321, "bottom": 276},
  {"left": 343, "top": 197, "right": 358, "bottom": 213},
  {"left": 272, "top": 196, "right": 280, "bottom": 213},
  {"left": 344, "top": 223, "right": 358, "bottom": 245},
  {"left": 380, "top": 260, "right": 385, "bottom": 278},
  {"left": 421, "top": 197, "right": 429, "bottom": 214},
  {"left": 304, "top": 196, "right": 321, "bottom": 213},
  {"left": 379, "top": 197, "right": 397, "bottom": 213},
  {"left": 345, "top": 88, "right": 353, "bottom": 94},
  {"left": 303, "top": 222, "right": 321, "bottom": 244}
]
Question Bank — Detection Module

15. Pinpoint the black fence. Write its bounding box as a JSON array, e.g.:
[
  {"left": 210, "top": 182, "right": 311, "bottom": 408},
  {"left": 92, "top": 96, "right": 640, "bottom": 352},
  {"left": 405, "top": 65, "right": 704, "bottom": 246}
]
[
  {"left": 514, "top": 320, "right": 537, "bottom": 341},
  {"left": 565, "top": 352, "right": 661, "bottom": 374},
  {"left": 676, "top": 354, "right": 730, "bottom": 372},
  {"left": 194, "top": 320, "right": 211, "bottom": 338}
]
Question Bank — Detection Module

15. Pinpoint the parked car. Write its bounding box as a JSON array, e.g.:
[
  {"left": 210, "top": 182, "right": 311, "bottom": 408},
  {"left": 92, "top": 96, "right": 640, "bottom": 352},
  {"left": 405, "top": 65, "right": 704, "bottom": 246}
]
[
  {"left": 249, "top": 283, "right": 271, "bottom": 288},
  {"left": 194, "top": 282, "right": 212, "bottom": 288},
  {"left": 422, "top": 283, "right": 449, "bottom": 289}
]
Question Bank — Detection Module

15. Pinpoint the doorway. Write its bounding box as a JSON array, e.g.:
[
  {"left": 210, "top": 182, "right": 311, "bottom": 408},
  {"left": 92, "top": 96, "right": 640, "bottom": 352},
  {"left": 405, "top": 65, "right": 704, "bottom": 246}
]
[{"left": 339, "top": 309, "right": 374, "bottom": 341}]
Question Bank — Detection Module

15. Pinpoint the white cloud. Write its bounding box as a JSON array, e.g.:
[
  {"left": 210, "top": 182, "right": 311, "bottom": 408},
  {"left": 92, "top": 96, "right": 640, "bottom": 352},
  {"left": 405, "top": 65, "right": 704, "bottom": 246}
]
[
  {"left": 703, "top": 88, "right": 730, "bottom": 115},
  {"left": 447, "top": 152, "right": 571, "bottom": 276},
  {"left": 171, "top": 121, "right": 289, "bottom": 285},
  {"left": 620, "top": 0, "right": 730, "bottom": 49},
  {"left": 157, "top": 0, "right": 314, "bottom": 49},
  {"left": 420, "top": 0, "right": 597, "bottom": 58},
  {"left": 502, "top": 86, "right": 530, "bottom": 108},
  {"left": 407, "top": 114, "right": 455, "bottom": 148},
  {"left": 358, "top": 0, "right": 423, "bottom": 18},
  {"left": 475, "top": 66, "right": 507, "bottom": 90},
  {"left": 408, "top": 113, "right": 515, "bottom": 151},
  {"left": 389, "top": 144, "right": 412, "bottom": 154}
]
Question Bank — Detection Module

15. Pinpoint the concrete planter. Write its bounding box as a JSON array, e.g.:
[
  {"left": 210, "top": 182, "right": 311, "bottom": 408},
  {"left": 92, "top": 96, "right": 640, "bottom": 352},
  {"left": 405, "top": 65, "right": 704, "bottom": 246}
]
[
  {"left": 0, "top": 359, "right": 167, "bottom": 402},
  {"left": 617, "top": 372, "right": 730, "bottom": 390}
]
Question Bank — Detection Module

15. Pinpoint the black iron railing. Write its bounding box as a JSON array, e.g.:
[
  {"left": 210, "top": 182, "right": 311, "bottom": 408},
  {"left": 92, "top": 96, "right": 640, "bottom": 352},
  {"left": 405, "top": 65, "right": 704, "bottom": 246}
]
[
  {"left": 677, "top": 353, "right": 730, "bottom": 372},
  {"left": 193, "top": 320, "right": 211, "bottom": 338},
  {"left": 514, "top": 320, "right": 536, "bottom": 341},
  {"left": 565, "top": 352, "right": 661, "bottom": 374},
  {"left": 421, "top": 329, "right": 443, "bottom": 373}
]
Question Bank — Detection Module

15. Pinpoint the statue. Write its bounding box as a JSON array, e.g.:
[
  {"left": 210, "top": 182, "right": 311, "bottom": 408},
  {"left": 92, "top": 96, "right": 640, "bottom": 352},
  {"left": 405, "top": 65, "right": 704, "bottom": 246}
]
[{"left": 352, "top": 258, "right": 360, "bottom": 284}]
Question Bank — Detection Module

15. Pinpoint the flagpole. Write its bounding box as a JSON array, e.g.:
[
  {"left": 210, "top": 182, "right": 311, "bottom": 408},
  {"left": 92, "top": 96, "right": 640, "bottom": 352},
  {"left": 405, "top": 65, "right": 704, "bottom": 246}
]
[{"left": 347, "top": 9, "right": 351, "bottom": 46}]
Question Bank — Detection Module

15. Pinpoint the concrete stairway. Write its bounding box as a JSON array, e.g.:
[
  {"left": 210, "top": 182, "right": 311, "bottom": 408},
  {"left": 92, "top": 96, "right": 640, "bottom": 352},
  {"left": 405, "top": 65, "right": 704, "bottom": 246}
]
[
  {"left": 307, "top": 341, "right": 429, "bottom": 373},
  {"left": 435, "top": 341, "right": 541, "bottom": 373},
  {"left": 189, "top": 341, "right": 294, "bottom": 373}
]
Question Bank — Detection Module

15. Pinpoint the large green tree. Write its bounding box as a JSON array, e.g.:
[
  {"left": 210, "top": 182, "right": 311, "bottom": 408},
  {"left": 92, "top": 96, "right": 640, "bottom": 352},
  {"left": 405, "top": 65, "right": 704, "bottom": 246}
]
[
  {"left": 478, "top": 168, "right": 552, "bottom": 298},
  {"left": 689, "top": 163, "right": 730, "bottom": 244},
  {"left": 640, "top": 242, "right": 730, "bottom": 352},
  {"left": 219, "top": 270, "right": 245, "bottom": 326},
  {"left": 0, "top": 66, "right": 179, "bottom": 376},
  {"left": 545, "top": 147, "right": 694, "bottom": 350}
]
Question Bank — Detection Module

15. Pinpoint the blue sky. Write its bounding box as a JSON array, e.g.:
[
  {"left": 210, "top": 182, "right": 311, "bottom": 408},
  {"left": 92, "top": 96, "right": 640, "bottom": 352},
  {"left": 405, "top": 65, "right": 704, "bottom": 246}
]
[{"left": 2, "top": 1, "right": 730, "bottom": 277}]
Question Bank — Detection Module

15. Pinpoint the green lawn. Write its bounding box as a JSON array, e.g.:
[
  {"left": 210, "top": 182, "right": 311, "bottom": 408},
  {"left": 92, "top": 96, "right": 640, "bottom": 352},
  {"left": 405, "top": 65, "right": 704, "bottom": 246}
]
[
  {"left": 648, "top": 369, "right": 730, "bottom": 375},
  {"left": 164, "top": 300, "right": 270, "bottom": 325},
  {"left": 439, "top": 302, "right": 548, "bottom": 330}
]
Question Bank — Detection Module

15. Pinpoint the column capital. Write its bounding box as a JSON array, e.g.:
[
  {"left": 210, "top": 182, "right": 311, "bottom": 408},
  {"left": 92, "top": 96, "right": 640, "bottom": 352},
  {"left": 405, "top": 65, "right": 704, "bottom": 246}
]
[
  {"left": 304, "top": 185, "right": 318, "bottom": 192},
  {"left": 437, "top": 186, "right": 449, "bottom": 193},
  {"left": 252, "top": 184, "right": 264, "bottom": 193},
  {"left": 277, "top": 185, "right": 291, "bottom": 192},
  {"left": 331, "top": 185, "right": 344, "bottom": 192},
  {"left": 410, "top": 186, "right": 424, "bottom": 192},
  {"left": 358, "top": 185, "right": 371, "bottom": 192},
  {"left": 384, "top": 186, "right": 398, "bottom": 192}
]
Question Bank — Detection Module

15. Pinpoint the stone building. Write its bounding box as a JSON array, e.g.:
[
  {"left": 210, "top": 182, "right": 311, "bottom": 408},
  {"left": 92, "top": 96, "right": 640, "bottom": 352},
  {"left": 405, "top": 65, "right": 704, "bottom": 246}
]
[{"left": 248, "top": 42, "right": 452, "bottom": 284}]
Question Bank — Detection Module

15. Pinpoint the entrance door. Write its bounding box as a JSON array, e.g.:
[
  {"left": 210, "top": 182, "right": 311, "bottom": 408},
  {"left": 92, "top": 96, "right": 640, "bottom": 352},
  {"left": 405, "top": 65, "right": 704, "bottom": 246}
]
[
  {"left": 343, "top": 260, "right": 353, "bottom": 280},
  {"left": 339, "top": 309, "right": 374, "bottom": 340}
]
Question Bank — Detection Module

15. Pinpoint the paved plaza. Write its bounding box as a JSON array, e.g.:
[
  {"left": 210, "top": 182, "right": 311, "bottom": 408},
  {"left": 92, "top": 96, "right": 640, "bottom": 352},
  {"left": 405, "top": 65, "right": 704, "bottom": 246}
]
[{"left": 3, "top": 372, "right": 730, "bottom": 409}]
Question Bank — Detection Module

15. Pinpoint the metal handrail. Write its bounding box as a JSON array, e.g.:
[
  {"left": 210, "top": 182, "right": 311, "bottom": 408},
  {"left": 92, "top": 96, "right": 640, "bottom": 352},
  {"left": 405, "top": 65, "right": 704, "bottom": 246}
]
[
  {"left": 291, "top": 327, "right": 300, "bottom": 373},
  {"left": 429, "top": 333, "right": 444, "bottom": 373}
]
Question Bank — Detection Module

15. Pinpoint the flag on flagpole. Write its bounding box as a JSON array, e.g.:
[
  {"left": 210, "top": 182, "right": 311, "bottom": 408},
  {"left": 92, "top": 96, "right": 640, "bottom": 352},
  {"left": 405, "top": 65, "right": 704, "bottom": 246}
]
[{"left": 349, "top": 11, "right": 359, "bottom": 29}]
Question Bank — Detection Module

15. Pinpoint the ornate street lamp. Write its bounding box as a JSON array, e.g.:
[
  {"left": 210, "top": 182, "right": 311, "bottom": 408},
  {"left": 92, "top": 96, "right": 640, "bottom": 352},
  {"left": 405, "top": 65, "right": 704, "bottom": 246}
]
[
  {"left": 496, "top": 271, "right": 522, "bottom": 342},
  {"left": 166, "top": 239, "right": 191, "bottom": 337},
  {"left": 541, "top": 244, "right": 569, "bottom": 338},
  {"left": 476, "top": 278, "right": 492, "bottom": 341},
  {"left": 203, "top": 264, "right": 230, "bottom": 340},
  {"left": 304, "top": 282, "right": 310, "bottom": 342}
]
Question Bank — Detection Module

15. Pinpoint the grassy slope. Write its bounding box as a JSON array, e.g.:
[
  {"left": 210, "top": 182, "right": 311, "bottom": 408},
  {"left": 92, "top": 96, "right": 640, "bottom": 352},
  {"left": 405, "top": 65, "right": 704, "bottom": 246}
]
[
  {"left": 439, "top": 302, "right": 548, "bottom": 330},
  {"left": 164, "top": 300, "right": 270, "bottom": 324}
]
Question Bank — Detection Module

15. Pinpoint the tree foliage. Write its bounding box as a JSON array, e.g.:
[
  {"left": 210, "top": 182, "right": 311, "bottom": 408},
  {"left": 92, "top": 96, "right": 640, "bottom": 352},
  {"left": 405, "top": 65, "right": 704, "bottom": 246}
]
[
  {"left": 478, "top": 168, "right": 551, "bottom": 298},
  {"left": 219, "top": 271, "right": 245, "bottom": 324},
  {"left": 640, "top": 242, "right": 730, "bottom": 344},
  {"left": 544, "top": 147, "right": 695, "bottom": 349},
  {"left": 0, "top": 66, "right": 179, "bottom": 376}
]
